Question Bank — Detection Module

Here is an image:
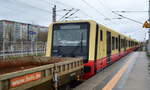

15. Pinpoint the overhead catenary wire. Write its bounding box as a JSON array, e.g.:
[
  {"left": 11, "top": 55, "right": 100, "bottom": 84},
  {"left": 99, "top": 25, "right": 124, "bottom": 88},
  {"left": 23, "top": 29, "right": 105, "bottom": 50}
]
[
  {"left": 112, "top": 11, "right": 143, "bottom": 24},
  {"left": 80, "top": 10, "right": 95, "bottom": 19},
  {"left": 52, "top": 0, "right": 92, "bottom": 19},
  {"left": 95, "top": 0, "right": 143, "bottom": 23},
  {"left": 54, "top": 0, "right": 75, "bottom": 8},
  {"left": 43, "top": 0, "right": 62, "bottom": 8},
  {"left": 48, "top": 0, "right": 97, "bottom": 20},
  {"left": 102, "top": 1, "right": 147, "bottom": 24},
  {"left": 80, "top": 0, "right": 118, "bottom": 24},
  {"left": 95, "top": 0, "right": 115, "bottom": 19},
  {"left": 48, "top": 0, "right": 95, "bottom": 21},
  {"left": 81, "top": 0, "right": 107, "bottom": 18},
  {"left": 47, "top": 0, "right": 82, "bottom": 21},
  {"left": 0, "top": 1, "right": 43, "bottom": 15},
  {"left": 0, "top": 0, "right": 55, "bottom": 22},
  {"left": 11, "top": 0, "right": 65, "bottom": 17},
  {"left": 95, "top": 0, "right": 117, "bottom": 22},
  {"left": 49, "top": 0, "right": 80, "bottom": 21},
  {"left": 96, "top": 0, "right": 112, "bottom": 12},
  {"left": 13, "top": 0, "right": 52, "bottom": 14},
  {"left": 112, "top": 11, "right": 148, "bottom": 13},
  {"left": 61, "top": 9, "right": 80, "bottom": 21},
  {"left": 58, "top": 9, "right": 74, "bottom": 21},
  {"left": 112, "top": 10, "right": 148, "bottom": 21}
]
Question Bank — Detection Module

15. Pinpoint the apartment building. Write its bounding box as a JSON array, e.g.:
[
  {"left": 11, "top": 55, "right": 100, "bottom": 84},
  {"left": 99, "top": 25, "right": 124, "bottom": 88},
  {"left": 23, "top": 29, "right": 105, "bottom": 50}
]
[{"left": 0, "top": 20, "right": 48, "bottom": 42}]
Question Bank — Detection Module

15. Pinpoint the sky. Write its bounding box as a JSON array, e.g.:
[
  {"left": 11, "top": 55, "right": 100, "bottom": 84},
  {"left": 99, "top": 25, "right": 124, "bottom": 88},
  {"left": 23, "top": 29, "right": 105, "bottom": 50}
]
[{"left": 0, "top": 0, "right": 149, "bottom": 41}]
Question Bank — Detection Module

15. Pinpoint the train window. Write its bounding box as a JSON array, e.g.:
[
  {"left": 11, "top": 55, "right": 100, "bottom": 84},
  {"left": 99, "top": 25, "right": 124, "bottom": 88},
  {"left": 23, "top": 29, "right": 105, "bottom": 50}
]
[
  {"left": 126, "top": 40, "right": 127, "bottom": 47},
  {"left": 123, "top": 39, "right": 124, "bottom": 48},
  {"left": 132, "top": 42, "right": 133, "bottom": 46},
  {"left": 122, "top": 39, "right": 124, "bottom": 48},
  {"left": 122, "top": 39, "right": 123, "bottom": 48},
  {"left": 121, "top": 39, "right": 122, "bottom": 48},
  {"left": 124, "top": 40, "right": 127, "bottom": 48},
  {"left": 114, "top": 37, "right": 116, "bottom": 49},
  {"left": 123, "top": 39, "right": 125, "bottom": 48},
  {"left": 121, "top": 39, "right": 123, "bottom": 48},
  {"left": 112, "top": 37, "right": 115, "bottom": 50},
  {"left": 128, "top": 41, "right": 129, "bottom": 47},
  {"left": 116, "top": 38, "right": 118, "bottom": 49},
  {"left": 100, "top": 30, "right": 103, "bottom": 41}
]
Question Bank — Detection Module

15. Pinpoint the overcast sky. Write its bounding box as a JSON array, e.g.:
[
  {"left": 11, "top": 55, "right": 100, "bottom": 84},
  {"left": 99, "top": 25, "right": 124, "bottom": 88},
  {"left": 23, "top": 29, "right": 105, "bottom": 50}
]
[{"left": 0, "top": 0, "right": 149, "bottom": 41}]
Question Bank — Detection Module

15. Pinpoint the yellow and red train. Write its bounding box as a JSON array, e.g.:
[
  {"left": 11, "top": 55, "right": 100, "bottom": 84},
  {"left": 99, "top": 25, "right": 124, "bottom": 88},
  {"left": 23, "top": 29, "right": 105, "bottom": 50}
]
[{"left": 46, "top": 20, "right": 140, "bottom": 79}]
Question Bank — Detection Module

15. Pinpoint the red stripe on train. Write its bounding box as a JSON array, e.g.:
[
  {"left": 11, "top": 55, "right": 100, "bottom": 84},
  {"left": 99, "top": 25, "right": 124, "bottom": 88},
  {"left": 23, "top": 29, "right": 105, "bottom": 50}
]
[{"left": 82, "top": 47, "right": 138, "bottom": 79}]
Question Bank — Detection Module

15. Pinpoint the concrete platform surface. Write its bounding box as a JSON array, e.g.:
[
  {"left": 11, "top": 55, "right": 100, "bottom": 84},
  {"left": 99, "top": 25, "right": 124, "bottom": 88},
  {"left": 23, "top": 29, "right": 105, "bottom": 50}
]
[{"left": 73, "top": 52, "right": 150, "bottom": 90}]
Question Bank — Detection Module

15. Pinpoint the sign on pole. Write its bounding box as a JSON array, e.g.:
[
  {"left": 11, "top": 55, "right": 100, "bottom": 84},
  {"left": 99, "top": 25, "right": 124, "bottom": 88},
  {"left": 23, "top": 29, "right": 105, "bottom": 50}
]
[{"left": 143, "top": 21, "right": 150, "bottom": 28}]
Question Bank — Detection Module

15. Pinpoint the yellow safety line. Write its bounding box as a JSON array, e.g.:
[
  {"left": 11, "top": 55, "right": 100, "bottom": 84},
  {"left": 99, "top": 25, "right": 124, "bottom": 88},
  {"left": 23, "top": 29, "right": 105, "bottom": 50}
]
[{"left": 102, "top": 57, "right": 133, "bottom": 90}]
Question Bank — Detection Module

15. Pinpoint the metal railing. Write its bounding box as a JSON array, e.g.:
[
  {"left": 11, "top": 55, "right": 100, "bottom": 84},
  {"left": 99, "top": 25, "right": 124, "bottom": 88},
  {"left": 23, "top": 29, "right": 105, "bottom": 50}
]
[{"left": 0, "top": 41, "right": 46, "bottom": 59}]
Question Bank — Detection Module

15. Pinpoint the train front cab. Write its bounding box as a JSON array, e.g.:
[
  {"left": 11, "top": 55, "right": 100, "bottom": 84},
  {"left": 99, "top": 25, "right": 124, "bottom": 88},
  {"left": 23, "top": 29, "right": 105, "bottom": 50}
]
[{"left": 46, "top": 20, "right": 100, "bottom": 80}]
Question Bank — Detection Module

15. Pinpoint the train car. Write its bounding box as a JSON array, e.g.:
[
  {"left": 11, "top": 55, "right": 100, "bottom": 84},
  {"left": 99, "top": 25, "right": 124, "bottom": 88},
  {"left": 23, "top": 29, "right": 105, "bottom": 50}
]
[{"left": 46, "top": 20, "right": 139, "bottom": 79}]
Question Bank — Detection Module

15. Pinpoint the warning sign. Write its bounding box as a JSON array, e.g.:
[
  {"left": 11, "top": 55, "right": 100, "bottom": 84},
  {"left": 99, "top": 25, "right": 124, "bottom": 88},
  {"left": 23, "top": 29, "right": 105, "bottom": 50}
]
[{"left": 143, "top": 21, "right": 150, "bottom": 28}]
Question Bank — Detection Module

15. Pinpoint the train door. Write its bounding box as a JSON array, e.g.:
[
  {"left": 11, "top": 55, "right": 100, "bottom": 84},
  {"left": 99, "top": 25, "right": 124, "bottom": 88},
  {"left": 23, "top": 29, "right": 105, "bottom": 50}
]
[
  {"left": 106, "top": 31, "right": 111, "bottom": 63},
  {"left": 94, "top": 24, "right": 99, "bottom": 73},
  {"left": 118, "top": 35, "right": 121, "bottom": 52}
]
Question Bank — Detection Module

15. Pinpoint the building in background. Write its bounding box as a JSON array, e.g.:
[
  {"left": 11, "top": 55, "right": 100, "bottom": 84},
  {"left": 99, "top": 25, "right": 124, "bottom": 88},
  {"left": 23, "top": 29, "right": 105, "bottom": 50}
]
[
  {"left": 0, "top": 20, "right": 48, "bottom": 42},
  {"left": 0, "top": 20, "right": 48, "bottom": 52}
]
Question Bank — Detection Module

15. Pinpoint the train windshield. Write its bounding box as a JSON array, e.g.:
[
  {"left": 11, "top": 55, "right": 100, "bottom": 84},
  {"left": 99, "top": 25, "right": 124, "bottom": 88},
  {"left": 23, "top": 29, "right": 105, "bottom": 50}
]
[{"left": 52, "top": 23, "right": 89, "bottom": 58}]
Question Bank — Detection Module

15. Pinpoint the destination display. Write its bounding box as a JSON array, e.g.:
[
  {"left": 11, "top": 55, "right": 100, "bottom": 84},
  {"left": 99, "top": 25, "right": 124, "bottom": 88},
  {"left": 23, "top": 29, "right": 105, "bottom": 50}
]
[{"left": 60, "top": 24, "right": 81, "bottom": 29}]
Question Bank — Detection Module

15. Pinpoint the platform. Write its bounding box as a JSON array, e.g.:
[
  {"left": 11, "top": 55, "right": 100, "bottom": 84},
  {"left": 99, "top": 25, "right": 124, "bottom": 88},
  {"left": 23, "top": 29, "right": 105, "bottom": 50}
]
[{"left": 73, "top": 52, "right": 150, "bottom": 90}]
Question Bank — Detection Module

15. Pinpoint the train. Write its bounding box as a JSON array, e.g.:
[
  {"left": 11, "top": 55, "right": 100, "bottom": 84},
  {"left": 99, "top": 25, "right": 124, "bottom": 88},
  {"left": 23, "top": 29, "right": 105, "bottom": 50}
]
[{"left": 46, "top": 20, "right": 140, "bottom": 80}]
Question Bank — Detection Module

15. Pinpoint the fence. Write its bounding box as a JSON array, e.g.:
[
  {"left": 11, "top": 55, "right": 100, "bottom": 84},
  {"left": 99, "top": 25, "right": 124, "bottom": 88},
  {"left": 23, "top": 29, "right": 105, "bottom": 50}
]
[{"left": 0, "top": 41, "right": 47, "bottom": 58}]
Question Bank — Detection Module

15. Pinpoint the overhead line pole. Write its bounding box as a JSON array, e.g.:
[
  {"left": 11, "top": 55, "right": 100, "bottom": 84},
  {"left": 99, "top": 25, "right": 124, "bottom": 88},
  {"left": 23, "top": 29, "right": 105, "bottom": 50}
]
[{"left": 52, "top": 5, "right": 56, "bottom": 22}]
